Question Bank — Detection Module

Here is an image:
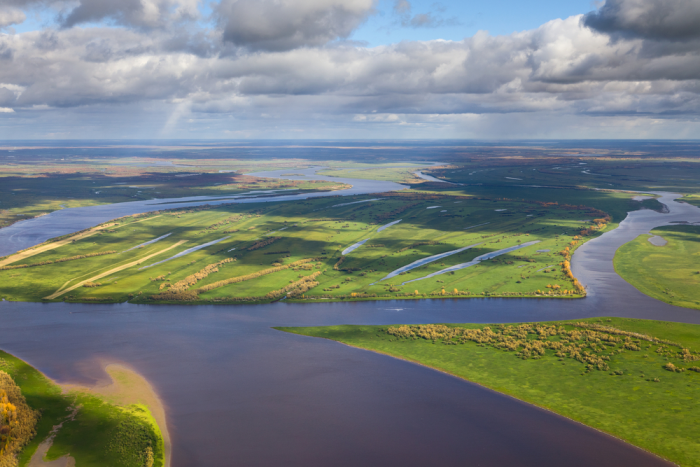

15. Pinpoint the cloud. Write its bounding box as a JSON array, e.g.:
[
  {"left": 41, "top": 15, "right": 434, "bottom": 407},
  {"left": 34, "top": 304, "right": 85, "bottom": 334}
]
[
  {"left": 57, "top": 0, "right": 200, "bottom": 29},
  {"left": 0, "top": 87, "right": 17, "bottom": 108},
  {"left": 0, "top": 6, "right": 26, "bottom": 28},
  {"left": 2, "top": 14, "right": 699, "bottom": 117},
  {"left": 584, "top": 0, "right": 700, "bottom": 41},
  {"left": 0, "top": 1, "right": 699, "bottom": 138},
  {"left": 215, "top": 0, "right": 376, "bottom": 51}
]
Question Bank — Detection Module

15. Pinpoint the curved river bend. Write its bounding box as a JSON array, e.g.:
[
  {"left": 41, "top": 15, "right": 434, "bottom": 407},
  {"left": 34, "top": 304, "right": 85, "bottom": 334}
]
[{"left": 1, "top": 178, "right": 700, "bottom": 466}]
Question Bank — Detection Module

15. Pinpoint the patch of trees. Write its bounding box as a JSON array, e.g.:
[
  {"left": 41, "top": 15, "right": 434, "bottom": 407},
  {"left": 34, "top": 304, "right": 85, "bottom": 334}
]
[
  {"left": 384, "top": 323, "right": 648, "bottom": 373},
  {"left": 192, "top": 258, "right": 322, "bottom": 295},
  {"left": 248, "top": 237, "right": 281, "bottom": 251},
  {"left": 0, "top": 371, "right": 39, "bottom": 460},
  {"left": 76, "top": 296, "right": 115, "bottom": 301},
  {"left": 200, "top": 215, "right": 243, "bottom": 233},
  {"left": 264, "top": 271, "right": 322, "bottom": 299},
  {"left": 165, "top": 258, "right": 236, "bottom": 293}
]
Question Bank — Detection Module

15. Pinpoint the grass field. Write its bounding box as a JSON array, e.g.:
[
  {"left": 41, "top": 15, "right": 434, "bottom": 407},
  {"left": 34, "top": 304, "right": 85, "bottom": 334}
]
[
  {"left": 0, "top": 184, "right": 633, "bottom": 304},
  {"left": 0, "top": 351, "right": 165, "bottom": 467},
  {"left": 277, "top": 317, "right": 700, "bottom": 467},
  {"left": 0, "top": 165, "right": 347, "bottom": 228},
  {"left": 615, "top": 225, "right": 700, "bottom": 310}
]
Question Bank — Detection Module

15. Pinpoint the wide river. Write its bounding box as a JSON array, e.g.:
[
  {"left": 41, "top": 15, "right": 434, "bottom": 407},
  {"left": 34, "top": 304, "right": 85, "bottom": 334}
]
[{"left": 1, "top": 173, "right": 699, "bottom": 466}]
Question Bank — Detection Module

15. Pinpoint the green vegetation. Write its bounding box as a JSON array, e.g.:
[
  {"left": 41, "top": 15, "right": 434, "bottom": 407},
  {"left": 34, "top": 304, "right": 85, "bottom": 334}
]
[
  {"left": 3, "top": 147, "right": 694, "bottom": 306},
  {"left": 0, "top": 371, "right": 39, "bottom": 467},
  {"left": 0, "top": 184, "right": 631, "bottom": 303},
  {"left": 0, "top": 164, "right": 347, "bottom": 228},
  {"left": 615, "top": 225, "right": 700, "bottom": 310},
  {"left": 277, "top": 317, "right": 700, "bottom": 467},
  {"left": 0, "top": 352, "right": 164, "bottom": 467}
]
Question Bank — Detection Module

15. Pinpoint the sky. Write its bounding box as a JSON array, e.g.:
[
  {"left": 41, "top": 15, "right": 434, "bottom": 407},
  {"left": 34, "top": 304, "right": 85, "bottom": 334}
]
[{"left": 0, "top": 0, "right": 699, "bottom": 140}]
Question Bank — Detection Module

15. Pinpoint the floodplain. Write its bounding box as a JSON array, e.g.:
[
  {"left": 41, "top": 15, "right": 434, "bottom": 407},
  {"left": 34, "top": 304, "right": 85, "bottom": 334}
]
[{"left": 0, "top": 187, "right": 624, "bottom": 304}]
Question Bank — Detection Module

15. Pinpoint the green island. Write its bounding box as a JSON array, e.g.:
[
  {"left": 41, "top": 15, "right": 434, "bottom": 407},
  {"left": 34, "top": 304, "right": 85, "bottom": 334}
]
[
  {"left": 277, "top": 318, "right": 700, "bottom": 467},
  {"left": 615, "top": 225, "right": 700, "bottom": 310},
  {"left": 0, "top": 351, "right": 166, "bottom": 467},
  {"left": 1, "top": 186, "right": 627, "bottom": 303}
]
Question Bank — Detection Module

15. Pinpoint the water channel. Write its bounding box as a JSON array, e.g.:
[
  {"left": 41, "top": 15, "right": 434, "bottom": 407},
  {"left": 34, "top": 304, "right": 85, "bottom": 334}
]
[{"left": 1, "top": 174, "right": 699, "bottom": 466}]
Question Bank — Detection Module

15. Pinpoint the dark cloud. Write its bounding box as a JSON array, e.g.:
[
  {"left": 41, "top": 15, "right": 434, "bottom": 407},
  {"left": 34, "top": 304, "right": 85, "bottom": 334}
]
[
  {"left": 0, "top": 87, "right": 16, "bottom": 106},
  {"left": 584, "top": 0, "right": 700, "bottom": 41},
  {"left": 215, "top": 0, "right": 375, "bottom": 51}
]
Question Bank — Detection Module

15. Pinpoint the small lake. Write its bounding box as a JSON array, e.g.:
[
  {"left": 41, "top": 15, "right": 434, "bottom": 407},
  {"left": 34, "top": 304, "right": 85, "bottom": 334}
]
[{"left": 1, "top": 179, "right": 699, "bottom": 466}]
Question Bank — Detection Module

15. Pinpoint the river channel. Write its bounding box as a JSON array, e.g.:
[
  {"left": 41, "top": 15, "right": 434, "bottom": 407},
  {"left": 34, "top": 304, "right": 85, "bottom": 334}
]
[{"left": 1, "top": 174, "right": 699, "bottom": 466}]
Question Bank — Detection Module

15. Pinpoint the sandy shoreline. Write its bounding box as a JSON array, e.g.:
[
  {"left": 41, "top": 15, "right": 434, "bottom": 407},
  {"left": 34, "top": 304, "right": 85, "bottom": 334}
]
[{"left": 31, "top": 361, "right": 171, "bottom": 467}]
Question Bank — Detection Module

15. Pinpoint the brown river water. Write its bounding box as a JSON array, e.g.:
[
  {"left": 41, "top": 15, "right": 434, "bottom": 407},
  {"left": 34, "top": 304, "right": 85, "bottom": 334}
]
[{"left": 1, "top": 179, "right": 699, "bottom": 466}]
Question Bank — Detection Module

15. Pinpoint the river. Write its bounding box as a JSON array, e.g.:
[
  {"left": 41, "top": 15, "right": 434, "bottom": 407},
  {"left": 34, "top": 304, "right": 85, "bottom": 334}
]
[{"left": 1, "top": 177, "right": 699, "bottom": 466}]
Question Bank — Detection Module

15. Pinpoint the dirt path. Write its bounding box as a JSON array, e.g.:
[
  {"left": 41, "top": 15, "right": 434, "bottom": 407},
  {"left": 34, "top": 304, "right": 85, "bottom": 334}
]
[
  {"left": 0, "top": 224, "right": 117, "bottom": 268},
  {"left": 44, "top": 240, "right": 186, "bottom": 300}
]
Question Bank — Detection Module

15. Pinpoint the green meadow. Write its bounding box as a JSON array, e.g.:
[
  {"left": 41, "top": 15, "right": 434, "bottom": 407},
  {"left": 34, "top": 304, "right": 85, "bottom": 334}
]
[
  {"left": 0, "top": 164, "right": 346, "bottom": 228},
  {"left": 615, "top": 225, "right": 700, "bottom": 310},
  {"left": 0, "top": 185, "right": 632, "bottom": 304},
  {"left": 0, "top": 351, "right": 164, "bottom": 467},
  {"left": 277, "top": 317, "right": 700, "bottom": 467}
]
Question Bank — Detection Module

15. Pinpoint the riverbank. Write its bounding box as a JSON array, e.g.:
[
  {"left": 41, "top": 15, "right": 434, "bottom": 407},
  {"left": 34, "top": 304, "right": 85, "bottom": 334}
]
[
  {"left": 0, "top": 350, "right": 167, "bottom": 467},
  {"left": 278, "top": 317, "right": 700, "bottom": 467}
]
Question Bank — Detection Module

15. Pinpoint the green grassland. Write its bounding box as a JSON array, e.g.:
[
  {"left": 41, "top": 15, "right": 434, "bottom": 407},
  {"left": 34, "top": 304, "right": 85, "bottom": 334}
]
[
  {"left": 0, "top": 154, "right": 432, "bottom": 228},
  {"left": 0, "top": 184, "right": 636, "bottom": 304},
  {"left": 427, "top": 158, "right": 700, "bottom": 193},
  {"left": 615, "top": 226, "right": 700, "bottom": 310},
  {"left": 277, "top": 318, "right": 700, "bottom": 467},
  {"left": 0, "top": 168, "right": 347, "bottom": 229},
  {"left": 0, "top": 351, "right": 164, "bottom": 467}
]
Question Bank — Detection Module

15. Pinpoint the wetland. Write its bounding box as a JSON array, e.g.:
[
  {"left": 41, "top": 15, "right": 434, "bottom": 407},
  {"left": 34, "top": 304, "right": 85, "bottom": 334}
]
[{"left": 2, "top": 141, "right": 700, "bottom": 466}]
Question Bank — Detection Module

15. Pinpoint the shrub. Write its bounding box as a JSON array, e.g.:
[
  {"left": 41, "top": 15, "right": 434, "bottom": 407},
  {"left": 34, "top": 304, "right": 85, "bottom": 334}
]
[{"left": 0, "top": 371, "right": 39, "bottom": 464}]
